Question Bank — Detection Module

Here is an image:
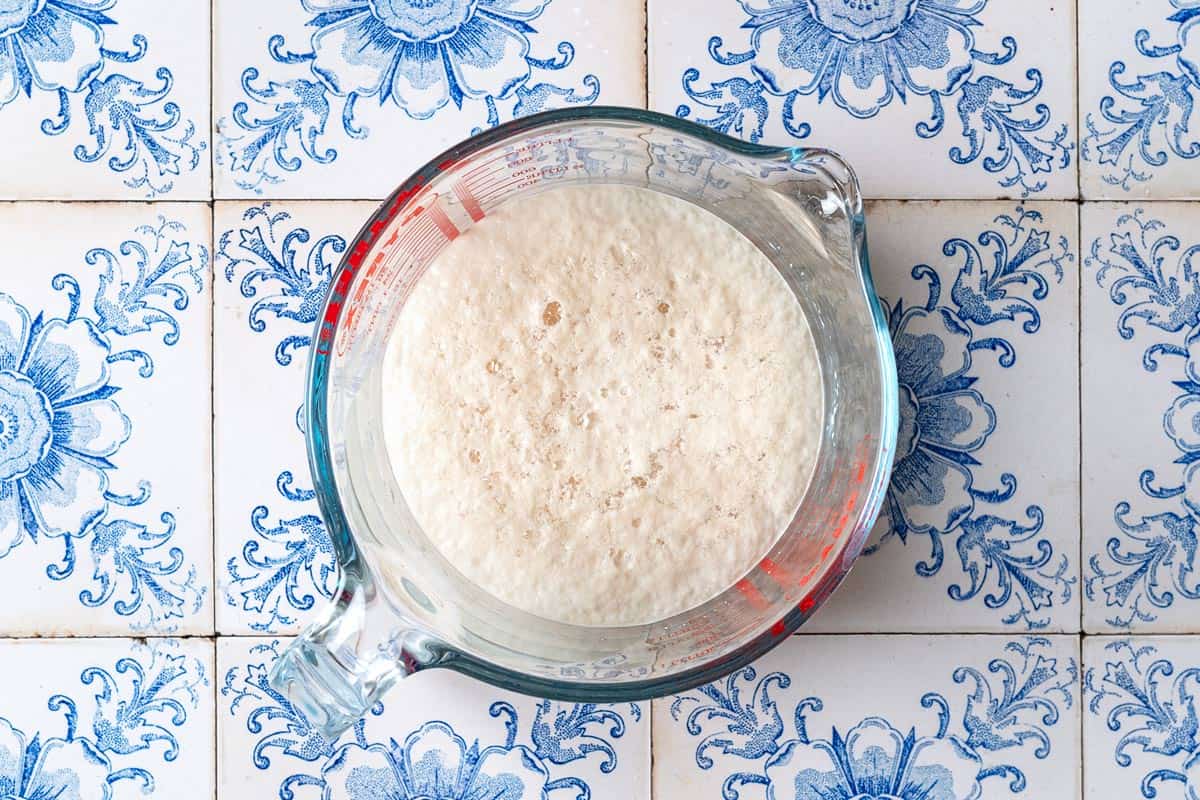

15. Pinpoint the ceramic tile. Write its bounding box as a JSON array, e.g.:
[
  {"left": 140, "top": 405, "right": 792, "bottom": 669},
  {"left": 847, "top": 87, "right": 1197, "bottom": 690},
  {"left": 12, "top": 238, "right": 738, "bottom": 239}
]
[
  {"left": 0, "top": 0, "right": 211, "bottom": 200},
  {"left": 1081, "top": 202, "right": 1200, "bottom": 632},
  {"left": 653, "top": 634, "right": 1080, "bottom": 799},
  {"left": 218, "top": 637, "right": 650, "bottom": 799},
  {"left": 0, "top": 202, "right": 212, "bottom": 635},
  {"left": 214, "top": 200, "right": 378, "bottom": 635},
  {"left": 803, "top": 200, "right": 1081, "bottom": 634},
  {"left": 1083, "top": 636, "right": 1200, "bottom": 800},
  {"left": 0, "top": 637, "right": 214, "bottom": 799},
  {"left": 211, "top": 0, "right": 647, "bottom": 200},
  {"left": 648, "top": 0, "right": 1079, "bottom": 199},
  {"left": 1079, "top": 0, "right": 1200, "bottom": 199}
]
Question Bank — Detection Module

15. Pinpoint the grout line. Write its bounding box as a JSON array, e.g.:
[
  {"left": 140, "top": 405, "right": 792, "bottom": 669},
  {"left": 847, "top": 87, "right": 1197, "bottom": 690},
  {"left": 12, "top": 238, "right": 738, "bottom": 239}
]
[
  {"left": 647, "top": 696, "right": 655, "bottom": 800},
  {"left": 1077, "top": 190, "right": 1085, "bottom": 799},
  {"left": 1080, "top": 0, "right": 1089, "bottom": 203},
  {"left": 209, "top": 0, "right": 216, "bottom": 203},
  {"left": 211, "top": 636, "right": 219, "bottom": 794},
  {"left": 642, "top": 0, "right": 650, "bottom": 111},
  {"left": 1076, "top": 632, "right": 1085, "bottom": 800},
  {"left": 210, "top": 202, "right": 218, "bottom": 639}
]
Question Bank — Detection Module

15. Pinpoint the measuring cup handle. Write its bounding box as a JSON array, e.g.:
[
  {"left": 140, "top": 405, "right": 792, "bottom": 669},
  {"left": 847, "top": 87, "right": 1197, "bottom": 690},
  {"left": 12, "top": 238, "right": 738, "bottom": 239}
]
[{"left": 269, "top": 578, "right": 428, "bottom": 741}]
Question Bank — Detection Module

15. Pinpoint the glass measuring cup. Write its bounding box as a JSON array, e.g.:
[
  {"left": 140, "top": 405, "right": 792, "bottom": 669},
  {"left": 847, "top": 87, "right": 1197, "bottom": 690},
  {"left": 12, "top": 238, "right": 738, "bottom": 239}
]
[{"left": 271, "top": 106, "right": 898, "bottom": 740}]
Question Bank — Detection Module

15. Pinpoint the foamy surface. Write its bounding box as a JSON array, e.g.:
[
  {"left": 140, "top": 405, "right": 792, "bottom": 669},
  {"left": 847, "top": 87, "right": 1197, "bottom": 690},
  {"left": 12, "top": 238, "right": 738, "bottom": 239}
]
[{"left": 382, "top": 184, "right": 823, "bottom": 626}]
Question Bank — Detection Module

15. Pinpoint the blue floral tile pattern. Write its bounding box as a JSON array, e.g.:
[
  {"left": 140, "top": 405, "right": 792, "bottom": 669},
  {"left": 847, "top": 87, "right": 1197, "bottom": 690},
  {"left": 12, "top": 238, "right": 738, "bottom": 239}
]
[
  {"left": 1080, "top": 0, "right": 1200, "bottom": 198},
  {"left": 6, "top": 4, "right": 1200, "bottom": 797},
  {"left": 1082, "top": 203, "right": 1200, "bottom": 632},
  {"left": 804, "top": 200, "right": 1080, "bottom": 633},
  {"left": 0, "top": 0, "right": 210, "bottom": 199},
  {"left": 217, "top": 637, "right": 650, "bottom": 800},
  {"left": 212, "top": 0, "right": 646, "bottom": 199},
  {"left": 648, "top": 0, "right": 1078, "bottom": 198},
  {"left": 653, "top": 634, "right": 1080, "bottom": 799},
  {"left": 1084, "top": 636, "right": 1200, "bottom": 800},
  {"left": 0, "top": 637, "right": 214, "bottom": 800},
  {"left": 214, "top": 201, "right": 376, "bottom": 635},
  {"left": 0, "top": 203, "right": 211, "bottom": 635}
]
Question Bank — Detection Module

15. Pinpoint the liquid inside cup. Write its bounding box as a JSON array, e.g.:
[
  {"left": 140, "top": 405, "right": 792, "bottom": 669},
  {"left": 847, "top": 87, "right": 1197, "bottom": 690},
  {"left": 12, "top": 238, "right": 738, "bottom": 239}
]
[{"left": 381, "top": 184, "right": 824, "bottom": 627}]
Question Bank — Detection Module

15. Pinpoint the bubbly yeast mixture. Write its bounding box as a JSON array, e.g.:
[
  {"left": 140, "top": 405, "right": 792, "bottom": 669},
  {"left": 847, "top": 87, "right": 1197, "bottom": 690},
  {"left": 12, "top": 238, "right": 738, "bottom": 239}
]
[{"left": 382, "top": 184, "right": 823, "bottom": 626}]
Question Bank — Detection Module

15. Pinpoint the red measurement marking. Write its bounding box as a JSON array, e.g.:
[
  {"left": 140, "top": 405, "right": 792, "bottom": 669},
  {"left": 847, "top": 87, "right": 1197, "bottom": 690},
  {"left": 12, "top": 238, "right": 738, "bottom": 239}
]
[
  {"left": 799, "top": 596, "right": 815, "bottom": 614},
  {"left": 855, "top": 461, "right": 866, "bottom": 484},
  {"left": 760, "top": 557, "right": 790, "bottom": 584},
  {"left": 735, "top": 579, "right": 768, "bottom": 611},
  {"left": 425, "top": 202, "right": 459, "bottom": 241},
  {"left": 453, "top": 181, "right": 485, "bottom": 222},
  {"left": 770, "top": 620, "right": 787, "bottom": 637}
]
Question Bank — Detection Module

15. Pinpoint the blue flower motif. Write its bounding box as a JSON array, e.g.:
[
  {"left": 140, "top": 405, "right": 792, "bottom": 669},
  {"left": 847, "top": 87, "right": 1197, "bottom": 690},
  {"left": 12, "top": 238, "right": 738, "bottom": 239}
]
[
  {"left": 0, "top": 717, "right": 111, "bottom": 800},
  {"left": 1165, "top": 330, "right": 1200, "bottom": 508},
  {"left": 223, "top": 642, "right": 636, "bottom": 799},
  {"left": 322, "top": 722, "right": 550, "bottom": 800},
  {"left": 0, "top": 293, "right": 130, "bottom": 557},
  {"left": 679, "top": 0, "right": 1072, "bottom": 194},
  {"left": 219, "top": 2, "right": 597, "bottom": 191},
  {"left": 672, "top": 638, "right": 1074, "bottom": 800},
  {"left": 744, "top": 0, "right": 980, "bottom": 117},
  {"left": 0, "top": 0, "right": 113, "bottom": 107},
  {"left": 765, "top": 718, "right": 982, "bottom": 800},
  {"left": 863, "top": 210, "right": 1073, "bottom": 628},
  {"left": 305, "top": 0, "right": 551, "bottom": 119},
  {"left": 887, "top": 304, "right": 994, "bottom": 539}
]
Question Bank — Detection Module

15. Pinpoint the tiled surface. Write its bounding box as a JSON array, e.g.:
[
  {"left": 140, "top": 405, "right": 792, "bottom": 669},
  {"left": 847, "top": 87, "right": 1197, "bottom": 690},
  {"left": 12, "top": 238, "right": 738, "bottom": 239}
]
[
  {"left": 654, "top": 635, "right": 1081, "bottom": 799},
  {"left": 1082, "top": 202, "right": 1200, "bottom": 633},
  {"left": 805, "top": 201, "right": 1081, "bottom": 634},
  {"left": 0, "top": 202, "right": 212, "bottom": 635},
  {"left": 1079, "top": 0, "right": 1200, "bottom": 198},
  {"left": 650, "top": 0, "right": 1079, "bottom": 199},
  {"left": 2, "top": 1, "right": 1199, "bottom": 798},
  {"left": 1083, "top": 636, "right": 1200, "bottom": 800},
  {"left": 218, "top": 637, "right": 650, "bottom": 798},
  {"left": 212, "top": 0, "right": 646, "bottom": 198},
  {"left": 213, "top": 201, "right": 373, "bottom": 635},
  {"left": 0, "top": 0, "right": 212, "bottom": 199},
  {"left": 0, "top": 638, "right": 214, "bottom": 800}
]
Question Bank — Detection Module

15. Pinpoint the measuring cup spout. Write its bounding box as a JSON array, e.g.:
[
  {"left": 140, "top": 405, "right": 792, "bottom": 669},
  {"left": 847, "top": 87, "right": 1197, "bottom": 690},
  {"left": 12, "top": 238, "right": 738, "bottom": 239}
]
[{"left": 269, "top": 576, "right": 425, "bottom": 741}]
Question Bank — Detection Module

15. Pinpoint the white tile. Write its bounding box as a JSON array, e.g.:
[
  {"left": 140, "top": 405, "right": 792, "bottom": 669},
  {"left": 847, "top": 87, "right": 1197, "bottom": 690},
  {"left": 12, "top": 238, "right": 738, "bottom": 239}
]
[
  {"left": 214, "top": 200, "right": 377, "bottom": 635},
  {"left": 0, "top": 202, "right": 212, "bottom": 635},
  {"left": 218, "top": 637, "right": 650, "bottom": 798},
  {"left": 654, "top": 634, "right": 1080, "bottom": 799},
  {"left": 649, "top": 0, "right": 1079, "bottom": 199},
  {"left": 1079, "top": 0, "right": 1200, "bottom": 199},
  {"left": 0, "top": 637, "right": 214, "bottom": 799},
  {"left": 0, "top": 0, "right": 211, "bottom": 200},
  {"left": 1082, "top": 202, "right": 1200, "bottom": 631},
  {"left": 804, "top": 201, "right": 1080, "bottom": 633},
  {"left": 212, "top": 0, "right": 646, "bottom": 199},
  {"left": 1084, "top": 636, "right": 1200, "bottom": 800}
]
